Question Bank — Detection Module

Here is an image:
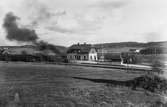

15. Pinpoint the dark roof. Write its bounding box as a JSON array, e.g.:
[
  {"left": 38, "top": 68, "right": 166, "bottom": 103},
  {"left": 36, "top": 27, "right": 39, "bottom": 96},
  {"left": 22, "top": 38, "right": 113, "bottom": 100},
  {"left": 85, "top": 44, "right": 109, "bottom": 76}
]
[{"left": 67, "top": 44, "right": 92, "bottom": 54}]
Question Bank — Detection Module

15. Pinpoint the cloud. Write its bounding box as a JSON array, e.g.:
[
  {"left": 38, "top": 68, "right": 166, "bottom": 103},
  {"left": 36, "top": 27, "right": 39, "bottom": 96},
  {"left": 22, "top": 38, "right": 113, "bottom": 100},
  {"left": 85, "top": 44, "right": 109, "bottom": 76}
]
[
  {"left": 91, "top": 0, "right": 129, "bottom": 10},
  {"left": 46, "top": 25, "right": 74, "bottom": 34},
  {"left": 145, "top": 31, "right": 166, "bottom": 42},
  {"left": 19, "top": 0, "right": 105, "bottom": 35},
  {"left": 18, "top": 0, "right": 66, "bottom": 27},
  {"left": 44, "top": 12, "right": 104, "bottom": 34},
  {"left": 18, "top": 0, "right": 102, "bottom": 35},
  {"left": 75, "top": 15, "right": 103, "bottom": 34}
]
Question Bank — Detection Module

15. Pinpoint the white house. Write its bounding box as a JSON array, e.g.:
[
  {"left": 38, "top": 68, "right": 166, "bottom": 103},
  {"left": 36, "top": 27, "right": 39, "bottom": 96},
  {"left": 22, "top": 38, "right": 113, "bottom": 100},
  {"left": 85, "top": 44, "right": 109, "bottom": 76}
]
[{"left": 67, "top": 43, "right": 98, "bottom": 63}]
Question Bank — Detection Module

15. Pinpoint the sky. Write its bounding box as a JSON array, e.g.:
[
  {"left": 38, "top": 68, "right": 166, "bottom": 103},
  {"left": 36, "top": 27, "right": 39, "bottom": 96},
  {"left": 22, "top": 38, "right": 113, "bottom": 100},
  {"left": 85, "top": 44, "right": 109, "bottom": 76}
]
[{"left": 0, "top": 0, "right": 167, "bottom": 46}]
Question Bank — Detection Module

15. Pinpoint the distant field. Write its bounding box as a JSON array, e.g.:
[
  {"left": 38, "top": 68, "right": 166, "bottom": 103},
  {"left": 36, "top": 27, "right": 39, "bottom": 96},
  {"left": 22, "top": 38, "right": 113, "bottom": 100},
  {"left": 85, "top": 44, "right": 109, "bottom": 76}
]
[
  {"left": 0, "top": 62, "right": 163, "bottom": 107},
  {"left": 135, "top": 54, "right": 167, "bottom": 66}
]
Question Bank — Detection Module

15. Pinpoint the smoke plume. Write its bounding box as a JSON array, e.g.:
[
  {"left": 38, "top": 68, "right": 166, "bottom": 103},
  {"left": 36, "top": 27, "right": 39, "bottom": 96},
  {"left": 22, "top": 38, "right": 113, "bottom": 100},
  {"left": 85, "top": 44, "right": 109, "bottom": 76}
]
[
  {"left": 3, "top": 12, "right": 38, "bottom": 43},
  {"left": 3, "top": 12, "right": 61, "bottom": 54},
  {"left": 36, "top": 41, "right": 60, "bottom": 54}
]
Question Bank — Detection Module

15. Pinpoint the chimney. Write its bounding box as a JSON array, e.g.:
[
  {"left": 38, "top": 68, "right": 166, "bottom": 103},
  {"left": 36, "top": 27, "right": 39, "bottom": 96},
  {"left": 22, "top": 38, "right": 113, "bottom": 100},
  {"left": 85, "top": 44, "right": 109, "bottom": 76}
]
[
  {"left": 77, "top": 43, "right": 80, "bottom": 46},
  {"left": 84, "top": 42, "right": 86, "bottom": 45}
]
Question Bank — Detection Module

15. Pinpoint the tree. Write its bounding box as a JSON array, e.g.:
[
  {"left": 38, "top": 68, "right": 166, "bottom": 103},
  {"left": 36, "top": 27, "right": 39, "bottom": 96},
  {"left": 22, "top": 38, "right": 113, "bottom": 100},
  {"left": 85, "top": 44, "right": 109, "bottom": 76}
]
[
  {"left": 151, "top": 60, "right": 165, "bottom": 75},
  {"left": 121, "top": 52, "right": 138, "bottom": 64}
]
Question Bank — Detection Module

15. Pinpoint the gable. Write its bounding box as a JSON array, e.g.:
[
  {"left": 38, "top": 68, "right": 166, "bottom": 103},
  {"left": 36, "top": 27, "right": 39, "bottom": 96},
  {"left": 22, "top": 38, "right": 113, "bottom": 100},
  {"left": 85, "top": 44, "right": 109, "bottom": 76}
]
[{"left": 89, "top": 48, "right": 97, "bottom": 54}]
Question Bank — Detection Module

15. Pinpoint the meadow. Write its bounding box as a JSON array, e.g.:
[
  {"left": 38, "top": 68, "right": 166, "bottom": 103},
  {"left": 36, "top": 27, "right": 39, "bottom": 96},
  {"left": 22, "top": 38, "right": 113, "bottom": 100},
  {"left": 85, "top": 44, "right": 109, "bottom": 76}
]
[{"left": 0, "top": 62, "right": 164, "bottom": 107}]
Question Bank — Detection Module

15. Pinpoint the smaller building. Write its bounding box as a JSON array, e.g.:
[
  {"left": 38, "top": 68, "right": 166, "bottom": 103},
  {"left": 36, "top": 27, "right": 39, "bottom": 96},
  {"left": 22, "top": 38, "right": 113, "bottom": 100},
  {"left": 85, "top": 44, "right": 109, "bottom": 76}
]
[
  {"left": 67, "top": 43, "right": 98, "bottom": 63},
  {"left": 129, "top": 49, "right": 140, "bottom": 53}
]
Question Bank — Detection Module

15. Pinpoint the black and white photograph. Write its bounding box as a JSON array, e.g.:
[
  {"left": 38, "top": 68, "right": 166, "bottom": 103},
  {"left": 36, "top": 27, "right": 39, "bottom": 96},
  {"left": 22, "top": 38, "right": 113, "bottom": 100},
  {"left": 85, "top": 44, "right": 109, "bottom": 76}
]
[{"left": 0, "top": 0, "right": 167, "bottom": 106}]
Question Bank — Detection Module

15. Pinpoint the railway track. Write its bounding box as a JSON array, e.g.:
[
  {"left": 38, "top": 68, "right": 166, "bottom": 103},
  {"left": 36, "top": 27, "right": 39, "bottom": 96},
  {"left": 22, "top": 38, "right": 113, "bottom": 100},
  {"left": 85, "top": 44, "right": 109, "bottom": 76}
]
[
  {"left": 57, "top": 62, "right": 152, "bottom": 71},
  {"left": 0, "top": 61, "right": 153, "bottom": 71}
]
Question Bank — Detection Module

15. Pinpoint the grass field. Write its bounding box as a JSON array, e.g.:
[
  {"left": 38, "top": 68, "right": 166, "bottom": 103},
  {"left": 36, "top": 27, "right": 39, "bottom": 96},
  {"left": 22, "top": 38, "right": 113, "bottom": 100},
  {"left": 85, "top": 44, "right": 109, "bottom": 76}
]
[{"left": 0, "top": 62, "right": 164, "bottom": 107}]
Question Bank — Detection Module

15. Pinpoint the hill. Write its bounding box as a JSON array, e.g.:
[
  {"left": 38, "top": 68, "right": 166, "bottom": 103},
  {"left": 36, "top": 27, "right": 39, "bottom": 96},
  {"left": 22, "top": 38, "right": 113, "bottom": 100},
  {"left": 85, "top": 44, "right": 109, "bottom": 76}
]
[
  {"left": 0, "top": 45, "right": 67, "bottom": 56},
  {"left": 95, "top": 41, "right": 167, "bottom": 48},
  {"left": 94, "top": 41, "right": 167, "bottom": 53}
]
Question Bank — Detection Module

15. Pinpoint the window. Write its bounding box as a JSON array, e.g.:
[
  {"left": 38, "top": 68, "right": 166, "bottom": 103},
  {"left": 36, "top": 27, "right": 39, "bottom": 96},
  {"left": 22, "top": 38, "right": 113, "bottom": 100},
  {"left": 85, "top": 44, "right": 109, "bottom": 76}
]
[
  {"left": 84, "top": 56, "right": 86, "bottom": 60},
  {"left": 77, "top": 56, "right": 81, "bottom": 60},
  {"left": 94, "top": 56, "right": 96, "bottom": 60},
  {"left": 90, "top": 56, "right": 92, "bottom": 60},
  {"left": 74, "top": 55, "right": 77, "bottom": 59}
]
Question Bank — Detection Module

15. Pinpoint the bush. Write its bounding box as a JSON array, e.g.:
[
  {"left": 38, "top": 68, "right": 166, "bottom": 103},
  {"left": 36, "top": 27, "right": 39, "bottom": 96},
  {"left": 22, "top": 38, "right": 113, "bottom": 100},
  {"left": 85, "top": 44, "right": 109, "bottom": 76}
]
[{"left": 132, "top": 75, "right": 167, "bottom": 93}]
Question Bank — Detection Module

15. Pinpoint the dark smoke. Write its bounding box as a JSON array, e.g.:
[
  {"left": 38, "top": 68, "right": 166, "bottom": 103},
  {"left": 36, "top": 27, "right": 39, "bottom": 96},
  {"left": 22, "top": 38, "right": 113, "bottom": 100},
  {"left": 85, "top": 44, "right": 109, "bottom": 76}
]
[
  {"left": 36, "top": 41, "right": 60, "bottom": 54},
  {"left": 3, "top": 12, "right": 61, "bottom": 55},
  {"left": 3, "top": 12, "right": 38, "bottom": 43}
]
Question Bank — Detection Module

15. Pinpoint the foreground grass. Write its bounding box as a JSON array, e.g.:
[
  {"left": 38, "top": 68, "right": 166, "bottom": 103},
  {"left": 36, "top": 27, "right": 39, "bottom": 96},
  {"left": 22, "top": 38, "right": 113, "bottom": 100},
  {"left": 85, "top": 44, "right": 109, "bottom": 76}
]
[{"left": 0, "top": 62, "right": 164, "bottom": 107}]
